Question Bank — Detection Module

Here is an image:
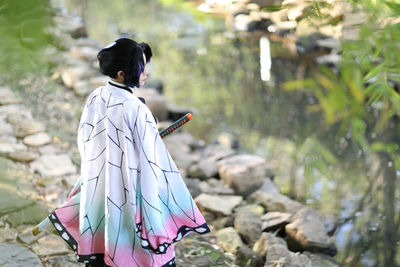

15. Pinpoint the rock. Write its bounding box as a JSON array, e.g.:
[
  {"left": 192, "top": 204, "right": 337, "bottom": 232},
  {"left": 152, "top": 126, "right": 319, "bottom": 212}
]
[
  {"left": 32, "top": 234, "right": 71, "bottom": 256},
  {"left": 0, "top": 87, "right": 21, "bottom": 105},
  {"left": 164, "top": 133, "right": 197, "bottom": 171},
  {"left": 258, "top": 177, "right": 280, "bottom": 194},
  {"left": 61, "top": 174, "right": 80, "bottom": 189},
  {"left": 45, "top": 254, "right": 81, "bottom": 267},
  {"left": 70, "top": 46, "right": 98, "bottom": 61},
  {"left": 18, "top": 226, "right": 42, "bottom": 245},
  {"left": 0, "top": 142, "right": 26, "bottom": 156},
  {"left": 199, "top": 178, "right": 234, "bottom": 195},
  {"left": 235, "top": 245, "right": 263, "bottom": 267},
  {"left": 315, "top": 38, "right": 341, "bottom": 50},
  {"left": 285, "top": 207, "right": 337, "bottom": 256},
  {"left": 30, "top": 154, "right": 77, "bottom": 177},
  {"left": 265, "top": 244, "right": 308, "bottom": 267},
  {"left": 166, "top": 103, "right": 195, "bottom": 121},
  {"left": 0, "top": 119, "right": 13, "bottom": 135},
  {"left": 218, "top": 154, "right": 267, "bottom": 196},
  {"left": 202, "top": 143, "right": 236, "bottom": 161},
  {"left": 216, "top": 227, "right": 244, "bottom": 253},
  {"left": 73, "top": 80, "right": 91, "bottom": 96},
  {"left": 13, "top": 120, "right": 46, "bottom": 138},
  {"left": 6, "top": 202, "right": 49, "bottom": 227},
  {"left": 61, "top": 65, "right": 96, "bottom": 89},
  {"left": 302, "top": 251, "right": 340, "bottom": 267},
  {"left": 0, "top": 158, "right": 35, "bottom": 216},
  {"left": 316, "top": 53, "right": 341, "bottom": 66},
  {"left": 54, "top": 13, "right": 87, "bottom": 38},
  {"left": 0, "top": 243, "right": 42, "bottom": 266},
  {"left": 217, "top": 132, "right": 239, "bottom": 150},
  {"left": 234, "top": 207, "right": 263, "bottom": 246},
  {"left": 188, "top": 157, "right": 218, "bottom": 179},
  {"left": 212, "top": 215, "right": 234, "bottom": 230},
  {"left": 182, "top": 177, "right": 201, "bottom": 198},
  {"left": 23, "top": 132, "right": 52, "bottom": 147},
  {"left": 7, "top": 150, "right": 38, "bottom": 162},
  {"left": 253, "top": 232, "right": 287, "bottom": 258},
  {"left": 234, "top": 204, "right": 265, "bottom": 216},
  {"left": 261, "top": 212, "right": 292, "bottom": 232},
  {"left": 0, "top": 227, "right": 17, "bottom": 242},
  {"left": 39, "top": 144, "right": 64, "bottom": 155},
  {"left": 195, "top": 193, "right": 243, "bottom": 216},
  {"left": 248, "top": 191, "right": 303, "bottom": 214},
  {"left": 89, "top": 76, "right": 109, "bottom": 88},
  {"left": 135, "top": 88, "right": 169, "bottom": 121}
]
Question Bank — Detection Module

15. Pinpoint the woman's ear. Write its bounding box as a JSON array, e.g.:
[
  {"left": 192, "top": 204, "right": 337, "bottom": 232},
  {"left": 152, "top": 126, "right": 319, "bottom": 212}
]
[{"left": 115, "top": 70, "right": 125, "bottom": 82}]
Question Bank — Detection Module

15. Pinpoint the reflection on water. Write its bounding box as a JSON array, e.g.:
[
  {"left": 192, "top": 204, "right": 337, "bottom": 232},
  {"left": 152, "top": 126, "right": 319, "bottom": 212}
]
[{"left": 6, "top": 0, "right": 398, "bottom": 265}]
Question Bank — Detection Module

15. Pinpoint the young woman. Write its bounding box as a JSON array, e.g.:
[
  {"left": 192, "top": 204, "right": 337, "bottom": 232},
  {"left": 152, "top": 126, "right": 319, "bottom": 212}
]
[{"left": 49, "top": 38, "right": 210, "bottom": 266}]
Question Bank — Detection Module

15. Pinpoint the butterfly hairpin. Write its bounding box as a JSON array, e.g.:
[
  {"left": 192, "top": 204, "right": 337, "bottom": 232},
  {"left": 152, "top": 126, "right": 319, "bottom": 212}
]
[{"left": 101, "top": 34, "right": 130, "bottom": 50}]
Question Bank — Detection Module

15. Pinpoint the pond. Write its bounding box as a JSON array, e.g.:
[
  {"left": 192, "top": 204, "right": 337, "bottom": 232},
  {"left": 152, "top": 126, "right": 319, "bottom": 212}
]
[{"left": 2, "top": 0, "right": 399, "bottom": 265}]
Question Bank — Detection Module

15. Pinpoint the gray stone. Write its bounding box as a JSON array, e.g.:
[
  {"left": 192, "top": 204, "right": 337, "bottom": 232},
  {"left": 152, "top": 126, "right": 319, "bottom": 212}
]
[
  {"left": 23, "top": 132, "right": 52, "bottom": 147},
  {"left": 32, "top": 234, "right": 71, "bottom": 256},
  {"left": 6, "top": 202, "right": 49, "bottom": 227},
  {"left": 0, "top": 227, "right": 17, "bottom": 242},
  {"left": 203, "top": 143, "right": 236, "bottom": 161},
  {"left": 164, "top": 133, "right": 197, "bottom": 171},
  {"left": 235, "top": 245, "right": 263, "bottom": 267},
  {"left": 30, "top": 154, "right": 77, "bottom": 177},
  {"left": 234, "top": 208, "right": 263, "bottom": 246},
  {"left": 7, "top": 150, "right": 38, "bottom": 162},
  {"left": 253, "top": 232, "right": 287, "bottom": 258},
  {"left": 182, "top": 177, "right": 201, "bottom": 198},
  {"left": 89, "top": 76, "right": 109, "bottom": 88},
  {"left": 54, "top": 13, "right": 87, "bottom": 38},
  {"left": 216, "top": 227, "right": 244, "bottom": 253},
  {"left": 199, "top": 178, "right": 234, "bottom": 195},
  {"left": 0, "top": 243, "right": 42, "bottom": 266},
  {"left": 217, "top": 132, "right": 239, "bottom": 149},
  {"left": 285, "top": 207, "right": 337, "bottom": 255},
  {"left": 258, "top": 177, "right": 280, "bottom": 194},
  {"left": 195, "top": 193, "right": 243, "bottom": 216},
  {"left": 0, "top": 158, "right": 35, "bottom": 216},
  {"left": 0, "top": 87, "right": 21, "bottom": 105},
  {"left": 135, "top": 88, "right": 169, "bottom": 121},
  {"left": 234, "top": 204, "right": 265, "bottom": 216},
  {"left": 218, "top": 154, "right": 267, "bottom": 196},
  {"left": 0, "top": 142, "right": 26, "bottom": 155},
  {"left": 13, "top": 120, "right": 45, "bottom": 138},
  {"left": 0, "top": 119, "right": 13, "bottom": 135},
  {"left": 261, "top": 212, "right": 292, "bottom": 232},
  {"left": 70, "top": 46, "right": 98, "bottom": 61},
  {"left": 265, "top": 244, "right": 308, "bottom": 267},
  {"left": 61, "top": 65, "right": 95, "bottom": 89},
  {"left": 302, "top": 251, "right": 340, "bottom": 267},
  {"left": 18, "top": 226, "right": 43, "bottom": 245},
  {"left": 45, "top": 254, "right": 81, "bottom": 267},
  {"left": 248, "top": 191, "right": 303, "bottom": 214},
  {"left": 188, "top": 157, "right": 218, "bottom": 179},
  {"left": 39, "top": 144, "right": 64, "bottom": 155}
]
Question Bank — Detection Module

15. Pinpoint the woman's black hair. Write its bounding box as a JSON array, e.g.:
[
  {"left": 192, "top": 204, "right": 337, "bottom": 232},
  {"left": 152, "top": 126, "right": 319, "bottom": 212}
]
[{"left": 97, "top": 38, "right": 152, "bottom": 87}]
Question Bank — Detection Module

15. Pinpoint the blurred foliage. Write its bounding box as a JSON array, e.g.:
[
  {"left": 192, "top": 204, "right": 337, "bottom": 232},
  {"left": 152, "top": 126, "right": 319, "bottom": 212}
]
[
  {"left": 0, "top": 0, "right": 57, "bottom": 87},
  {"left": 284, "top": 0, "right": 400, "bottom": 265}
]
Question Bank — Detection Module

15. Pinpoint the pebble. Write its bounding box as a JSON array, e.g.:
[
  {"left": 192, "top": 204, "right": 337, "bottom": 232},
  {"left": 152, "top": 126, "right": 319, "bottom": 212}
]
[{"left": 23, "top": 132, "right": 52, "bottom": 147}]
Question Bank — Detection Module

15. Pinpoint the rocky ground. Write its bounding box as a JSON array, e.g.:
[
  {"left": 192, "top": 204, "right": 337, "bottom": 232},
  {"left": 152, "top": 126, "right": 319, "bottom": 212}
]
[{"left": 0, "top": 8, "right": 340, "bottom": 267}]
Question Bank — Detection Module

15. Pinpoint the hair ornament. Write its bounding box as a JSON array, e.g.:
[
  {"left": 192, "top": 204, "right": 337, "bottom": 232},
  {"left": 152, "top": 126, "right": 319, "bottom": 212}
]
[{"left": 102, "top": 41, "right": 116, "bottom": 50}]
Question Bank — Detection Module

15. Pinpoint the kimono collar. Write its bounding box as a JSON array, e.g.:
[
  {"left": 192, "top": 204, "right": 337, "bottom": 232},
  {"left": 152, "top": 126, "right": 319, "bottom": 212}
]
[{"left": 108, "top": 80, "right": 134, "bottom": 94}]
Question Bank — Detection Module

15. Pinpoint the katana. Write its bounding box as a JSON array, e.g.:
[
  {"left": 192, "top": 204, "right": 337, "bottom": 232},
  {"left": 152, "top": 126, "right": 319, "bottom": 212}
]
[{"left": 32, "top": 113, "right": 193, "bottom": 236}]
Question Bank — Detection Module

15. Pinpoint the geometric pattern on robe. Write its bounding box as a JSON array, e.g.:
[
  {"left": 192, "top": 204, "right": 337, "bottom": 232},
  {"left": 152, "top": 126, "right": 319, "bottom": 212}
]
[{"left": 49, "top": 81, "right": 210, "bottom": 267}]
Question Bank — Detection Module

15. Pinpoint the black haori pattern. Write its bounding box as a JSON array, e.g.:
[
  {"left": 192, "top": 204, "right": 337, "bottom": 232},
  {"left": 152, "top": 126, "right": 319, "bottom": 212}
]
[
  {"left": 135, "top": 222, "right": 210, "bottom": 254},
  {"left": 49, "top": 211, "right": 177, "bottom": 266}
]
